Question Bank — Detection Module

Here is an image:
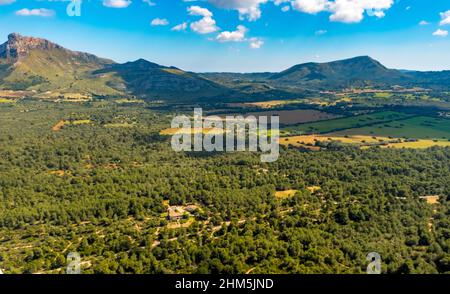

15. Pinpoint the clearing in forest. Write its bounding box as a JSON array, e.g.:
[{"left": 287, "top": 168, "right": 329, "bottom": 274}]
[{"left": 275, "top": 190, "right": 298, "bottom": 199}]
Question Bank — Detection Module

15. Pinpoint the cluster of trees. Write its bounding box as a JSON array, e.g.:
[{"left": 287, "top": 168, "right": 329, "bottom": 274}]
[{"left": 0, "top": 101, "right": 449, "bottom": 274}]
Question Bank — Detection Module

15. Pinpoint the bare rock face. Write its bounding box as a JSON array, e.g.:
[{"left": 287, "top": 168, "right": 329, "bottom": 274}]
[{"left": 0, "top": 33, "right": 63, "bottom": 59}]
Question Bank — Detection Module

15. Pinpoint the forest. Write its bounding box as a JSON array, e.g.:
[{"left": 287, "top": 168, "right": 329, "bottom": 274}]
[{"left": 0, "top": 100, "right": 449, "bottom": 274}]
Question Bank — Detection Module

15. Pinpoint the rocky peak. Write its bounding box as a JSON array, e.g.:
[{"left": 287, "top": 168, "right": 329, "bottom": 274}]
[{"left": 0, "top": 33, "right": 63, "bottom": 59}]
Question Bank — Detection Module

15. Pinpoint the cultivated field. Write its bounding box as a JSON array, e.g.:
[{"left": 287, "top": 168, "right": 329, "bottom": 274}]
[
  {"left": 331, "top": 116, "right": 450, "bottom": 140},
  {"left": 283, "top": 111, "right": 413, "bottom": 134},
  {"left": 221, "top": 109, "right": 340, "bottom": 125}
]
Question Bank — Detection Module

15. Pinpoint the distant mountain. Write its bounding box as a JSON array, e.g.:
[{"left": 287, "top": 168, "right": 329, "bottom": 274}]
[
  {"left": 0, "top": 33, "right": 232, "bottom": 101},
  {"left": 94, "top": 58, "right": 232, "bottom": 101},
  {"left": 269, "top": 56, "right": 408, "bottom": 89},
  {"left": 0, "top": 33, "right": 117, "bottom": 95},
  {"left": 1, "top": 33, "right": 450, "bottom": 102},
  {"left": 203, "top": 56, "right": 450, "bottom": 92}
]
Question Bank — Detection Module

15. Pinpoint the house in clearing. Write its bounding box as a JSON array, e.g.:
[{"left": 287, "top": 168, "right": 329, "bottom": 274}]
[
  {"left": 167, "top": 206, "right": 185, "bottom": 221},
  {"left": 184, "top": 204, "right": 199, "bottom": 213}
]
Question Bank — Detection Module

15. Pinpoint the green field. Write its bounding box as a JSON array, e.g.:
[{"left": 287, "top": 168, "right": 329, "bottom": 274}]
[
  {"left": 332, "top": 116, "right": 450, "bottom": 140},
  {"left": 283, "top": 111, "right": 413, "bottom": 135}
]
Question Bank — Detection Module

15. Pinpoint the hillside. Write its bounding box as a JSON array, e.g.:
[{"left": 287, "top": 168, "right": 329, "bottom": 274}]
[
  {"left": 0, "top": 33, "right": 118, "bottom": 96},
  {"left": 1, "top": 33, "right": 450, "bottom": 102},
  {"left": 269, "top": 56, "right": 407, "bottom": 89},
  {"left": 94, "top": 59, "right": 232, "bottom": 101},
  {"left": 202, "top": 56, "right": 450, "bottom": 91}
]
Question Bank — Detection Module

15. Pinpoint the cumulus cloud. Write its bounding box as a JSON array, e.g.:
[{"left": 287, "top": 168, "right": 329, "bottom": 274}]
[
  {"left": 433, "top": 29, "right": 448, "bottom": 37},
  {"left": 208, "top": 0, "right": 268, "bottom": 21},
  {"left": 419, "top": 20, "right": 429, "bottom": 26},
  {"left": 440, "top": 10, "right": 450, "bottom": 26},
  {"left": 249, "top": 37, "right": 264, "bottom": 49},
  {"left": 103, "top": 0, "right": 131, "bottom": 8},
  {"left": 151, "top": 18, "right": 169, "bottom": 26},
  {"left": 216, "top": 25, "right": 248, "bottom": 42},
  {"left": 188, "top": 5, "right": 213, "bottom": 17},
  {"left": 188, "top": 6, "right": 219, "bottom": 34},
  {"left": 315, "top": 29, "right": 327, "bottom": 35},
  {"left": 172, "top": 22, "right": 188, "bottom": 31},
  {"left": 289, "top": 0, "right": 393, "bottom": 23},
  {"left": 15, "top": 8, "right": 55, "bottom": 17},
  {"left": 291, "top": 0, "right": 327, "bottom": 14}
]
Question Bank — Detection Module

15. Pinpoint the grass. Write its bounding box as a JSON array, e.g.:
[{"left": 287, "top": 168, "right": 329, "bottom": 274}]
[
  {"left": 373, "top": 92, "right": 392, "bottom": 98},
  {"left": 275, "top": 190, "right": 298, "bottom": 198},
  {"left": 0, "top": 98, "right": 16, "bottom": 103},
  {"left": 419, "top": 196, "right": 440, "bottom": 205},
  {"left": 307, "top": 186, "right": 322, "bottom": 193},
  {"left": 72, "top": 119, "right": 91, "bottom": 125},
  {"left": 284, "top": 111, "right": 413, "bottom": 135},
  {"left": 159, "top": 127, "right": 226, "bottom": 135},
  {"left": 244, "top": 100, "right": 302, "bottom": 108},
  {"left": 280, "top": 135, "right": 392, "bottom": 147},
  {"left": 280, "top": 134, "right": 450, "bottom": 149},
  {"left": 382, "top": 140, "right": 450, "bottom": 149},
  {"left": 333, "top": 116, "right": 450, "bottom": 140}
]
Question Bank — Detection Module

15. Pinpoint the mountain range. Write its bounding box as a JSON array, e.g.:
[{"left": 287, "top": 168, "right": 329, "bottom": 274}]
[{"left": 1, "top": 33, "right": 450, "bottom": 102}]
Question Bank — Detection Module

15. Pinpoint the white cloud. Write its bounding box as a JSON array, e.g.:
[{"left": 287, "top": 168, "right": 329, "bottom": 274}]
[
  {"left": 188, "top": 5, "right": 213, "bottom": 17},
  {"left": 208, "top": 0, "right": 268, "bottom": 21},
  {"left": 440, "top": 10, "right": 450, "bottom": 26},
  {"left": 191, "top": 17, "right": 219, "bottom": 34},
  {"left": 290, "top": 0, "right": 393, "bottom": 23},
  {"left": 188, "top": 6, "right": 219, "bottom": 34},
  {"left": 419, "top": 20, "right": 429, "bottom": 26},
  {"left": 151, "top": 18, "right": 169, "bottom": 26},
  {"left": 433, "top": 29, "right": 448, "bottom": 37},
  {"left": 249, "top": 37, "right": 264, "bottom": 49},
  {"left": 103, "top": 0, "right": 131, "bottom": 8},
  {"left": 172, "top": 22, "right": 188, "bottom": 31},
  {"left": 15, "top": 8, "right": 55, "bottom": 17},
  {"left": 216, "top": 25, "right": 248, "bottom": 42},
  {"left": 0, "top": 0, "right": 15, "bottom": 5},
  {"left": 281, "top": 6, "right": 290, "bottom": 12},
  {"left": 315, "top": 29, "right": 327, "bottom": 35},
  {"left": 372, "top": 10, "right": 385, "bottom": 18},
  {"left": 291, "top": 0, "right": 327, "bottom": 14}
]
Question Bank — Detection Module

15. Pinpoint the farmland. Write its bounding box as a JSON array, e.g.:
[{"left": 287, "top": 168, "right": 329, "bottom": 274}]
[
  {"left": 283, "top": 111, "right": 414, "bottom": 135},
  {"left": 331, "top": 116, "right": 450, "bottom": 140},
  {"left": 219, "top": 109, "right": 340, "bottom": 125},
  {"left": 279, "top": 135, "right": 450, "bottom": 149}
]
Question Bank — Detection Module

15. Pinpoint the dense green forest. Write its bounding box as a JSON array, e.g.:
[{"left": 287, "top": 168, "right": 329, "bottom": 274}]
[{"left": 0, "top": 101, "right": 449, "bottom": 274}]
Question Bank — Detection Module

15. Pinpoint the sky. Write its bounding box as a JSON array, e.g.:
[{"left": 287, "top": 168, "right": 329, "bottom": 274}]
[{"left": 0, "top": 0, "right": 450, "bottom": 72}]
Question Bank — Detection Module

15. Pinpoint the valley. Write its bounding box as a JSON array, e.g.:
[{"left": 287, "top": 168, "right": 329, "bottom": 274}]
[{"left": 0, "top": 33, "right": 449, "bottom": 275}]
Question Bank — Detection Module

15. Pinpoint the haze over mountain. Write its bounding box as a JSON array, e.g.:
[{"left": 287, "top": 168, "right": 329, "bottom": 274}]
[{"left": 1, "top": 33, "right": 450, "bottom": 102}]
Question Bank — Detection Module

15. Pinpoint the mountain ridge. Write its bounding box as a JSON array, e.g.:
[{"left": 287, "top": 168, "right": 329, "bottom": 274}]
[{"left": 1, "top": 33, "right": 450, "bottom": 101}]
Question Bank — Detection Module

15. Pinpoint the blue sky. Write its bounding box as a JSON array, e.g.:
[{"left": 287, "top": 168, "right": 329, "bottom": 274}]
[{"left": 0, "top": 0, "right": 450, "bottom": 72}]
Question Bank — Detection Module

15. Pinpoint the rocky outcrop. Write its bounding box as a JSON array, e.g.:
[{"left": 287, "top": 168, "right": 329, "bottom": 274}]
[{"left": 0, "top": 33, "right": 64, "bottom": 59}]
